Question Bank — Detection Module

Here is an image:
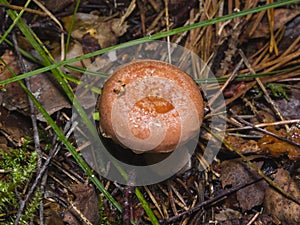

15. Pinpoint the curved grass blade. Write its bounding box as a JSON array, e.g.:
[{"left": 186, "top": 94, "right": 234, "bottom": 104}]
[
  {"left": 0, "top": 0, "right": 298, "bottom": 86},
  {"left": 0, "top": 57, "right": 122, "bottom": 212},
  {"left": 135, "top": 188, "right": 159, "bottom": 225}
]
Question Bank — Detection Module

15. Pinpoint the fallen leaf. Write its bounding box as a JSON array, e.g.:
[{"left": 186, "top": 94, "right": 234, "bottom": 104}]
[
  {"left": 215, "top": 208, "right": 242, "bottom": 222},
  {"left": 0, "top": 107, "right": 31, "bottom": 146},
  {"left": 62, "top": 13, "right": 128, "bottom": 49},
  {"left": 42, "top": 0, "right": 73, "bottom": 13},
  {"left": 264, "top": 169, "right": 300, "bottom": 225},
  {"left": 258, "top": 126, "right": 300, "bottom": 160},
  {"left": 63, "top": 183, "right": 99, "bottom": 225},
  {"left": 276, "top": 84, "right": 300, "bottom": 120},
  {"left": 220, "top": 159, "right": 268, "bottom": 211},
  {"left": 0, "top": 50, "right": 70, "bottom": 121},
  {"left": 243, "top": 9, "right": 300, "bottom": 39},
  {"left": 225, "top": 135, "right": 260, "bottom": 155}
]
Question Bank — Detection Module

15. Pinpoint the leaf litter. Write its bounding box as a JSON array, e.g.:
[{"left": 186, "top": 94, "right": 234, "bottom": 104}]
[{"left": 0, "top": 0, "right": 300, "bottom": 224}]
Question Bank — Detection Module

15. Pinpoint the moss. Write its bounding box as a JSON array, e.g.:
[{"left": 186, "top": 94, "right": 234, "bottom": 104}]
[{"left": 0, "top": 141, "right": 39, "bottom": 224}]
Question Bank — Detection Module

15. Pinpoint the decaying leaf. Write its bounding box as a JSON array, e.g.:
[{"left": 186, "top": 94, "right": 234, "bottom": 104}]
[
  {"left": 264, "top": 169, "right": 300, "bottom": 225},
  {"left": 215, "top": 208, "right": 242, "bottom": 223},
  {"left": 0, "top": 50, "right": 29, "bottom": 113},
  {"left": 0, "top": 50, "right": 70, "bottom": 121},
  {"left": 63, "top": 183, "right": 99, "bottom": 225},
  {"left": 0, "top": 107, "right": 31, "bottom": 146},
  {"left": 42, "top": 0, "right": 73, "bottom": 13},
  {"left": 276, "top": 84, "right": 300, "bottom": 120},
  {"left": 225, "top": 135, "right": 260, "bottom": 155},
  {"left": 243, "top": 9, "right": 300, "bottom": 39},
  {"left": 220, "top": 159, "right": 268, "bottom": 211},
  {"left": 62, "top": 13, "right": 128, "bottom": 49},
  {"left": 258, "top": 126, "right": 300, "bottom": 160}
]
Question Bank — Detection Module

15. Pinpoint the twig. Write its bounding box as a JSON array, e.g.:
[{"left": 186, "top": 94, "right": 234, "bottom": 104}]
[
  {"left": 0, "top": 4, "right": 46, "bottom": 16},
  {"left": 167, "top": 181, "right": 178, "bottom": 216},
  {"left": 164, "top": 0, "right": 171, "bottom": 64},
  {"left": 144, "top": 186, "right": 164, "bottom": 219},
  {"left": 14, "top": 122, "right": 78, "bottom": 225},
  {"left": 231, "top": 112, "right": 300, "bottom": 148},
  {"left": 205, "top": 124, "right": 300, "bottom": 207},
  {"left": 226, "top": 119, "right": 300, "bottom": 132},
  {"left": 123, "top": 185, "right": 134, "bottom": 225},
  {"left": 12, "top": 33, "right": 42, "bottom": 170},
  {"left": 209, "top": 58, "right": 243, "bottom": 106},
  {"left": 238, "top": 49, "right": 288, "bottom": 130},
  {"left": 162, "top": 176, "right": 265, "bottom": 223},
  {"left": 32, "top": 0, "right": 65, "bottom": 61}
]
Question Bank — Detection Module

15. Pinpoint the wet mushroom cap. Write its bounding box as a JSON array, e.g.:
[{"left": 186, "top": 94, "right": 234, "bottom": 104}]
[{"left": 98, "top": 60, "right": 204, "bottom": 154}]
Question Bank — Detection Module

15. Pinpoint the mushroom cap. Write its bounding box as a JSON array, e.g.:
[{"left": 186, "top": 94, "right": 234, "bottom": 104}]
[{"left": 98, "top": 60, "right": 204, "bottom": 154}]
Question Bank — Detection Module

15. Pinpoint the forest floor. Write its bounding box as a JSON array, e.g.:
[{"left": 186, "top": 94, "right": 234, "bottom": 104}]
[{"left": 0, "top": 0, "right": 300, "bottom": 225}]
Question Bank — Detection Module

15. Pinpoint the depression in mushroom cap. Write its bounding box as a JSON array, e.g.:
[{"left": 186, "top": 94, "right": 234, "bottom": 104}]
[{"left": 98, "top": 60, "right": 204, "bottom": 154}]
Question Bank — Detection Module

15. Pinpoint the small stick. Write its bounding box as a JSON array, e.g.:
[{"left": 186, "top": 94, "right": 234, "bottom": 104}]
[
  {"left": 238, "top": 49, "right": 289, "bottom": 130},
  {"left": 162, "top": 176, "right": 266, "bottom": 223},
  {"left": 231, "top": 112, "right": 300, "bottom": 148},
  {"left": 209, "top": 58, "right": 243, "bottom": 107},
  {"left": 0, "top": 4, "right": 46, "bottom": 16},
  {"left": 226, "top": 119, "right": 300, "bottom": 132},
  {"left": 14, "top": 122, "right": 77, "bottom": 225},
  {"left": 12, "top": 33, "right": 42, "bottom": 170}
]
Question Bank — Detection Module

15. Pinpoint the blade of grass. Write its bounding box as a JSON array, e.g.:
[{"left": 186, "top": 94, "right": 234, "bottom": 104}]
[
  {"left": 0, "top": 0, "right": 121, "bottom": 212},
  {"left": 2, "top": 62, "right": 298, "bottom": 87},
  {"left": 2, "top": 4, "right": 147, "bottom": 221},
  {"left": 1, "top": 0, "right": 299, "bottom": 222},
  {"left": 0, "top": 34, "right": 41, "bottom": 64},
  {"left": 0, "top": 0, "right": 99, "bottom": 141},
  {"left": 135, "top": 188, "right": 159, "bottom": 225},
  {"left": 0, "top": 0, "right": 31, "bottom": 44},
  {"left": 0, "top": 57, "right": 122, "bottom": 213},
  {"left": 64, "top": 0, "right": 80, "bottom": 59},
  {"left": 0, "top": 0, "right": 298, "bottom": 86}
]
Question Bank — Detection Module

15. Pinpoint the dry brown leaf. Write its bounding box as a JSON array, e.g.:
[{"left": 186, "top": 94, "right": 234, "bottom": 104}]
[
  {"left": 225, "top": 135, "right": 260, "bottom": 155},
  {"left": 244, "top": 9, "right": 300, "bottom": 39},
  {"left": 264, "top": 169, "right": 300, "bottom": 225},
  {"left": 42, "top": 0, "right": 73, "bottom": 13},
  {"left": 63, "top": 183, "right": 99, "bottom": 225},
  {"left": 0, "top": 50, "right": 70, "bottom": 121},
  {"left": 215, "top": 208, "right": 242, "bottom": 222},
  {"left": 220, "top": 159, "right": 268, "bottom": 211},
  {"left": 276, "top": 85, "right": 300, "bottom": 120},
  {"left": 62, "top": 13, "right": 128, "bottom": 49},
  {"left": 258, "top": 126, "right": 300, "bottom": 160},
  {"left": 0, "top": 107, "right": 31, "bottom": 146}
]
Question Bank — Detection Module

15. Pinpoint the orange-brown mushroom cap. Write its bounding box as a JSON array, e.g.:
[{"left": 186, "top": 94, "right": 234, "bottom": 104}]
[{"left": 98, "top": 60, "right": 204, "bottom": 154}]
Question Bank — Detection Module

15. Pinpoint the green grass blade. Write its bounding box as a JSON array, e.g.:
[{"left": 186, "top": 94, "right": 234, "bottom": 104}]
[
  {"left": 64, "top": 0, "right": 81, "bottom": 58},
  {"left": 135, "top": 188, "right": 159, "bottom": 225},
  {"left": 0, "top": 34, "right": 41, "bottom": 63},
  {"left": 0, "top": 0, "right": 121, "bottom": 212},
  {"left": 0, "top": 57, "right": 123, "bottom": 212},
  {"left": 0, "top": 0, "right": 31, "bottom": 44},
  {"left": 0, "top": 0, "right": 297, "bottom": 84}
]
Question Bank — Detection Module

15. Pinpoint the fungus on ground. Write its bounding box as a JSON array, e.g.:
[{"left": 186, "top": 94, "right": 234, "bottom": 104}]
[{"left": 98, "top": 60, "right": 204, "bottom": 154}]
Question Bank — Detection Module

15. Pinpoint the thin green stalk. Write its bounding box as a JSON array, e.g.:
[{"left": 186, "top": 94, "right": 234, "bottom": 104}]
[
  {"left": 0, "top": 0, "right": 298, "bottom": 86},
  {"left": 64, "top": 0, "right": 80, "bottom": 58},
  {"left": 0, "top": 0, "right": 31, "bottom": 44},
  {"left": 135, "top": 188, "right": 159, "bottom": 225},
  {"left": 0, "top": 34, "right": 41, "bottom": 63},
  {"left": 0, "top": 57, "right": 122, "bottom": 212},
  {"left": 0, "top": 0, "right": 121, "bottom": 212}
]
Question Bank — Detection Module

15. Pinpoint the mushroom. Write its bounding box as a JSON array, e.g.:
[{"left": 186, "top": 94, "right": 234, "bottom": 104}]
[{"left": 98, "top": 60, "right": 204, "bottom": 154}]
